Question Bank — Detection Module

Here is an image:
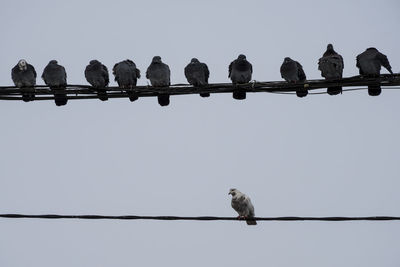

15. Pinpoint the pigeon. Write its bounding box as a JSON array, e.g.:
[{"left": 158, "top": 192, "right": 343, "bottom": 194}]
[
  {"left": 11, "top": 59, "right": 37, "bottom": 102},
  {"left": 146, "top": 56, "right": 171, "bottom": 106},
  {"left": 356, "top": 47, "right": 393, "bottom": 96},
  {"left": 229, "top": 54, "right": 253, "bottom": 100},
  {"left": 113, "top": 59, "right": 141, "bottom": 102},
  {"left": 85, "top": 60, "right": 109, "bottom": 101},
  {"left": 42, "top": 60, "right": 68, "bottom": 106},
  {"left": 184, "top": 58, "right": 210, "bottom": 97},
  {"left": 318, "top": 44, "right": 344, "bottom": 95},
  {"left": 280, "top": 57, "right": 307, "bottom": 97},
  {"left": 228, "top": 188, "right": 257, "bottom": 225}
]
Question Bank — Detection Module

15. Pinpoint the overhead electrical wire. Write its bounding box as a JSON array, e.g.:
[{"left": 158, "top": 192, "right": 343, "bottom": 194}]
[
  {"left": 0, "top": 74, "right": 399, "bottom": 102},
  {"left": 1, "top": 214, "right": 399, "bottom": 222}
]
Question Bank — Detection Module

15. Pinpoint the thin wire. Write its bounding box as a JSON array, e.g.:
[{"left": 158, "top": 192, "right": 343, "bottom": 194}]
[{"left": 0, "top": 214, "right": 399, "bottom": 222}]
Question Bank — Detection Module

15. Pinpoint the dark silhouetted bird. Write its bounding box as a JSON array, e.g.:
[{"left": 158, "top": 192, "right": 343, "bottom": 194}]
[
  {"left": 85, "top": 60, "right": 109, "bottom": 101},
  {"left": 184, "top": 58, "right": 210, "bottom": 97},
  {"left": 11, "top": 59, "right": 37, "bottom": 102},
  {"left": 318, "top": 44, "right": 344, "bottom": 95},
  {"left": 280, "top": 57, "right": 307, "bottom": 97},
  {"left": 356, "top": 47, "right": 393, "bottom": 96},
  {"left": 146, "top": 56, "right": 171, "bottom": 106},
  {"left": 229, "top": 54, "right": 252, "bottom": 100},
  {"left": 113, "top": 59, "right": 141, "bottom": 102},
  {"left": 42, "top": 60, "right": 68, "bottom": 106},
  {"left": 229, "top": 188, "right": 257, "bottom": 225}
]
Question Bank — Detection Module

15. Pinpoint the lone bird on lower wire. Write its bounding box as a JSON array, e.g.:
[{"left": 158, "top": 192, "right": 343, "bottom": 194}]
[
  {"left": 356, "top": 47, "right": 393, "bottom": 96},
  {"left": 42, "top": 60, "right": 68, "bottom": 106},
  {"left": 85, "top": 60, "right": 110, "bottom": 101},
  {"left": 11, "top": 59, "right": 37, "bottom": 102},
  {"left": 229, "top": 188, "right": 257, "bottom": 225}
]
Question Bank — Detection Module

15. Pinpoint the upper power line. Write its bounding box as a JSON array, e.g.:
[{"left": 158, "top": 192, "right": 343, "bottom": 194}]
[
  {"left": 0, "top": 74, "right": 399, "bottom": 104},
  {"left": 5, "top": 45, "right": 396, "bottom": 106}
]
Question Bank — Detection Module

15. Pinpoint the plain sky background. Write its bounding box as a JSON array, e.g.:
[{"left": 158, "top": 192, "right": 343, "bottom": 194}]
[{"left": 1, "top": 0, "right": 400, "bottom": 266}]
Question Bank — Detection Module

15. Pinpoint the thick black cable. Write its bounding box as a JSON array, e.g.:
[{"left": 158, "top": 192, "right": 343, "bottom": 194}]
[{"left": 0, "top": 74, "right": 399, "bottom": 101}]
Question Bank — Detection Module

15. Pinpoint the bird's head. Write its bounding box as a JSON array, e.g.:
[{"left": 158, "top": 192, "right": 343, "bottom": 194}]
[
  {"left": 152, "top": 56, "right": 162, "bottom": 63},
  {"left": 18, "top": 59, "right": 27, "bottom": 71},
  {"left": 283, "top": 57, "right": 292, "bottom": 63},
  {"left": 228, "top": 188, "right": 239, "bottom": 196},
  {"left": 237, "top": 54, "right": 246, "bottom": 61},
  {"left": 191, "top": 58, "right": 199, "bottom": 63},
  {"left": 89, "top": 59, "right": 100, "bottom": 65},
  {"left": 49, "top": 60, "right": 58, "bottom": 65},
  {"left": 327, "top": 44, "right": 334, "bottom": 51}
]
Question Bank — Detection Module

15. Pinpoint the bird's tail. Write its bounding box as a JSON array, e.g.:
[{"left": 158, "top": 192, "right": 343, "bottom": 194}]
[
  {"left": 158, "top": 94, "right": 170, "bottom": 106},
  {"left": 233, "top": 89, "right": 246, "bottom": 100},
  {"left": 296, "top": 88, "right": 308, "bottom": 98},
  {"left": 197, "top": 83, "right": 210, "bottom": 97},
  {"left": 127, "top": 91, "right": 139, "bottom": 102},
  {"left": 52, "top": 87, "right": 68, "bottom": 106},
  {"left": 200, "top": 93, "right": 210, "bottom": 98},
  {"left": 97, "top": 89, "right": 108, "bottom": 101},
  {"left": 246, "top": 219, "right": 257, "bottom": 225},
  {"left": 327, "top": 86, "right": 342, "bottom": 95},
  {"left": 368, "top": 84, "right": 381, "bottom": 96},
  {"left": 21, "top": 87, "right": 35, "bottom": 102}
]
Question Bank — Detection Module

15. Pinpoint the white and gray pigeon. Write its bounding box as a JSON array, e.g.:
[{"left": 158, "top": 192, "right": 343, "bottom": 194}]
[
  {"left": 318, "top": 44, "right": 344, "bottom": 95},
  {"left": 42, "top": 60, "right": 68, "bottom": 106},
  {"left": 229, "top": 54, "right": 252, "bottom": 100},
  {"left": 356, "top": 47, "right": 393, "bottom": 96},
  {"left": 113, "top": 59, "right": 141, "bottom": 102},
  {"left": 85, "top": 60, "right": 109, "bottom": 101},
  {"left": 11, "top": 59, "right": 37, "bottom": 102},
  {"left": 184, "top": 58, "right": 210, "bottom": 98},
  {"left": 280, "top": 57, "right": 307, "bottom": 98},
  {"left": 146, "top": 56, "right": 171, "bottom": 106},
  {"left": 229, "top": 188, "right": 257, "bottom": 225}
]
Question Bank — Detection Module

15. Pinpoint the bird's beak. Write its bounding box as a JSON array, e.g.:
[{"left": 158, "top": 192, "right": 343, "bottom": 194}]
[{"left": 228, "top": 192, "right": 231, "bottom": 195}]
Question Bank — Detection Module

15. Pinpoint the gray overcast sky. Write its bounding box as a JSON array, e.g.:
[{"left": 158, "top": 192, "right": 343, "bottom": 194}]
[{"left": 1, "top": 0, "right": 400, "bottom": 266}]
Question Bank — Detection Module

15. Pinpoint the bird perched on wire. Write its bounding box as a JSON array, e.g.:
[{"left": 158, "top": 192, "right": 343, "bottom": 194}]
[
  {"left": 229, "top": 54, "right": 253, "bottom": 100},
  {"left": 356, "top": 47, "right": 393, "bottom": 96},
  {"left": 85, "top": 60, "right": 109, "bottom": 101},
  {"left": 42, "top": 60, "right": 68, "bottom": 106},
  {"left": 11, "top": 59, "right": 37, "bottom": 102},
  {"left": 113, "top": 59, "right": 141, "bottom": 102},
  {"left": 146, "top": 56, "right": 171, "bottom": 106},
  {"left": 280, "top": 57, "right": 307, "bottom": 98},
  {"left": 184, "top": 58, "right": 210, "bottom": 98},
  {"left": 228, "top": 188, "right": 257, "bottom": 225},
  {"left": 318, "top": 44, "right": 344, "bottom": 95}
]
